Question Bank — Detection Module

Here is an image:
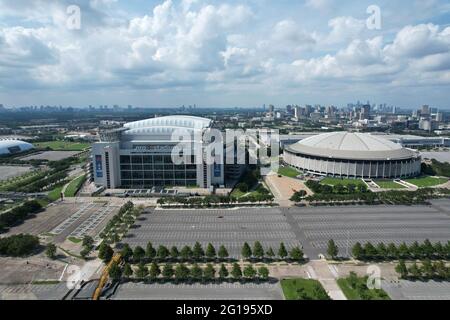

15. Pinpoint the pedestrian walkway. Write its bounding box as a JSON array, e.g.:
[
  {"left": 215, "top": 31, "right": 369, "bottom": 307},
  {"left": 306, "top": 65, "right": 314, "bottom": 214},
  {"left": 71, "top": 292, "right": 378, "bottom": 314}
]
[{"left": 308, "top": 260, "right": 347, "bottom": 300}]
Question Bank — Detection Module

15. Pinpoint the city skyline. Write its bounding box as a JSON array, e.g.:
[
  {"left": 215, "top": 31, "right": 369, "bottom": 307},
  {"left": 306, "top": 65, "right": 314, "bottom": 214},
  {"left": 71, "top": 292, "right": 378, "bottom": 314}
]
[{"left": 1, "top": 0, "right": 450, "bottom": 108}]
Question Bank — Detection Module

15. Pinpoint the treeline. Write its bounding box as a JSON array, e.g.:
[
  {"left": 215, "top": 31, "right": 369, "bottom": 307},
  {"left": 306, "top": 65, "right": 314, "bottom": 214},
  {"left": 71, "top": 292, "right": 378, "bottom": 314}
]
[
  {"left": 352, "top": 240, "right": 450, "bottom": 261},
  {"left": 306, "top": 188, "right": 450, "bottom": 206},
  {"left": 396, "top": 260, "right": 450, "bottom": 280},
  {"left": 99, "top": 201, "right": 138, "bottom": 245},
  {"left": 0, "top": 234, "right": 40, "bottom": 257},
  {"left": 158, "top": 193, "right": 274, "bottom": 207},
  {"left": 305, "top": 180, "right": 368, "bottom": 195},
  {"left": 111, "top": 262, "right": 270, "bottom": 283},
  {"left": 0, "top": 200, "right": 43, "bottom": 233},
  {"left": 422, "top": 160, "right": 450, "bottom": 178},
  {"left": 115, "top": 241, "right": 305, "bottom": 264}
]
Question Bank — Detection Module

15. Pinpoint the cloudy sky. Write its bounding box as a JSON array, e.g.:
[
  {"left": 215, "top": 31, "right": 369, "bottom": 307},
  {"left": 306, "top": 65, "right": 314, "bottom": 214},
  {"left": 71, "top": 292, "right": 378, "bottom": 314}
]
[{"left": 1, "top": 0, "right": 450, "bottom": 109}]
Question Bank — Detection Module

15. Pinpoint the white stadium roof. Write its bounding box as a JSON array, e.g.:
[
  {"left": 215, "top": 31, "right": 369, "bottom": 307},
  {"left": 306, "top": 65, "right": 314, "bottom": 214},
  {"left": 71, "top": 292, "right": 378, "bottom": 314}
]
[
  {"left": 286, "top": 132, "right": 419, "bottom": 161},
  {"left": 0, "top": 140, "right": 34, "bottom": 155}
]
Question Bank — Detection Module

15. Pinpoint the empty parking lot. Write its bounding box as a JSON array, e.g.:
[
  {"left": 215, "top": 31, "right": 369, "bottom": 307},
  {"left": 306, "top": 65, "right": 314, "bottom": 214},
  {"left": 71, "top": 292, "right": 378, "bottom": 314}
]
[
  {"left": 112, "top": 282, "right": 284, "bottom": 300},
  {"left": 123, "top": 199, "right": 450, "bottom": 259},
  {"left": 382, "top": 280, "right": 450, "bottom": 300}
]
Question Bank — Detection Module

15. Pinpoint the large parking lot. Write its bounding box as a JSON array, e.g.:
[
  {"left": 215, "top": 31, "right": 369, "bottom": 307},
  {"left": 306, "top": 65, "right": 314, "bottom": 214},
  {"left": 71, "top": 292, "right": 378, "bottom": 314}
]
[
  {"left": 123, "top": 199, "right": 450, "bottom": 259},
  {"left": 0, "top": 165, "right": 32, "bottom": 182},
  {"left": 20, "top": 151, "right": 80, "bottom": 161},
  {"left": 112, "top": 282, "right": 283, "bottom": 300},
  {"left": 382, "top": 280, "right": 450, "bottom": 300}
]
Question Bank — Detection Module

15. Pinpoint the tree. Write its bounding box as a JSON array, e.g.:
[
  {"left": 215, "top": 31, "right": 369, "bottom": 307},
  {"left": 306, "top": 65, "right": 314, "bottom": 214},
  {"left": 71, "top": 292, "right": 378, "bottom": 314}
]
[
  {"left": 408, "top": 263, "right": 422, "bottom": 279},
  {"left": 145, "top": 242, "right": 156, "bottom": 260},
  {"left": 363, "top": 242, "right": 377, "bottom": 259},
  {"left": 82, "top": 236, "right": 94, "bottom": 249},
  {"left": 327, "top": 240, "right": 339, "bottom": 260},
  {"left": 422, "top": 259, "right": 435, "bottom": 278},
  {"left": 133, "top": 246, "right": 145, "bottom": 262},
  {"left": 135, "top": 262, "right": 148, "bottom": 279},
  {"left": 219, "top": 264, "right": 229, "bottom": 279},
  {"left": 123, "top": 263, "right": 133, "bottom": 278},
  {"left": 162, "top": 263, "right": 174, "bottom": 280},
  {"left": 289, "top": 247, "right": 304, "bottom": 262},
  {"left": 386, "top": 243, "right": 398, "bottom": 259},
  {"left": 120, "top": 244, "right": 133, "bottom": 262},
  {"left": 376, "top": 243, "right": 387, "bottom": 259},
  {"left": 175, "top": 264, "right": 190, "bottom": 281},
  {"left": 190, "top": 264, "right": 203, "bottom": 281},
  {"left": 395, "top": 260, "right": 408, "bottom": 279},
  {"left": 253, "top": 242, "right": 264, "bottom": 260},
  {"left": 231, "top": 263, "right": 242, "bottom": 280},
  {"left": 312, "top": 284, "right": 330, "bottom": 300},
  {"left": 218, "top": 245, "right": 229, "bottom": 260},
  {"left": 157, "top": 245, "right": 170, "bottom": 260},
  {"left": 204, "top": 264, "right": 216, "bottom": 281},
  {"left": 45, "top": 243, "right": 57, "bottom": 260},
  {"left": 410, "top": 241, "right": 421, "bottom": 259},
  {"left": 243, "top": 265, "right": 257, "bottom": 279},
  {"left": 180, "top": 245, "right": 193, "bottom": 261},
  {"left": 170, "top": 246, "right": 179, "bottom": 260},
  {"left": 109, "top": 262, "right": 122, "bottom": 281},
  {"left": 352, "top": 243, "right": 364, "bottom": 260},
  {"left": 434, "top": 261, "right": 448, "bottom": 279},
  {"left": 421, "top": 239, "right": 434, "bottom": 258},
  {"left": 398, "top": 242, "right": 410, "bottom": 259},
  {"left": 241, "top": 242, "right": 252, "bottom": 260},
  {"left": 278, "top": 243, "right": 288, "bottom": 259},
  {"left": 193, "top": 242, "right": 205, "bottom": 260},
  {"left": 266, "top": 247, "right": 275, "bottom": 260},
  {"left": 149, "top": 262, "right": 161, "bottom": 280},
  {"left": 205, "top": 243, "right": 216, "bottom": 260},
  {"left": 80, "top": 247, "right": 90, "bottom": 259},
  {"left": 99, "top": 243, "right": 113, "bottom": 263},
  {"left": 258, "top": 266, "right": 269, "bottom": 280}
]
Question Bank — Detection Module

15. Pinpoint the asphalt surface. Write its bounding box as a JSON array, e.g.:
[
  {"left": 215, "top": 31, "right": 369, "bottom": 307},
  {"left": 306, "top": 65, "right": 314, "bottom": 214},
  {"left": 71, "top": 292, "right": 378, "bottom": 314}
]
[
  {"left": 112, "top": 282, "right": 284, "bottom": 300},
  {"left": 123, "top": 200, "right": 450, "bottom": 260},
  {"left": 382, "top": 280, "right": 450, "bottom": 300}
]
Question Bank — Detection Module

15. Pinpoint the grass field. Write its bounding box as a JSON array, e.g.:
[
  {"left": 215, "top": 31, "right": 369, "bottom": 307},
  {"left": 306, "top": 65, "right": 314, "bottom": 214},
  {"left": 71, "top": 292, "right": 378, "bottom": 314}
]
[
  {"left": 337, "top": 277, "right": 390, "bottom": 300},
  {"left": 64, "top": 174, "right": 87, "bottom": 197},
  {"left": 48, "top": 185, "right": 64, "bottom": 202},
  {"left": 404, "top": 176, "right": 448, "bottom": 187},
  {"left": 278, "top": 166, "right": 302, "bottom": 178},
  {"left": 35, "top": 141, "right": 91, "bottom": 151},
  {"left": 321, "top": 177, "right": 365, "bottom": 187},
  {"left": 374, "top": 180, "right": 406, "bottom": 189},
  {"left": 281, "top": 278, "right": 330, "bottom": 300}
]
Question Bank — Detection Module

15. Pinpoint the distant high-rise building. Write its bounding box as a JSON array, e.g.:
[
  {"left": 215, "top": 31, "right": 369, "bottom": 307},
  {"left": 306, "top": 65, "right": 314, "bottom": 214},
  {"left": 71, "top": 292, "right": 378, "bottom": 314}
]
[
  {"left": 360, "top": 104, "right": 371, "bottom": 120},
  {"left": 268, "top": 105, "right": 274, "bottom": 113},
  {"left": 421, "top": 105, "right": 430, "bottom": 116}
]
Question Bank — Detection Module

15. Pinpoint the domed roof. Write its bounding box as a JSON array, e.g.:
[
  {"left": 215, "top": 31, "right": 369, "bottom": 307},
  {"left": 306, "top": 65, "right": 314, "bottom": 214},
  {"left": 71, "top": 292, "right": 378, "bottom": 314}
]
[
  {"left": 0, "top": 140, "right": 34, "bottom": 155},
  {"left": 286, "top": 132, "right": 418, "bottom": 161}
]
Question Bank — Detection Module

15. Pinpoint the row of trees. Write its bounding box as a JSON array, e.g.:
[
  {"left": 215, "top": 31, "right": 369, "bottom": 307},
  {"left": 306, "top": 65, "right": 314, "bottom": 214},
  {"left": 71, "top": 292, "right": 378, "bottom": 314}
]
[
  {"left": 241, "top": 242, "right": 305, "bottom": 262},
  {"left": 422, "top": 160, "right": 450, "bottom": 178},
  {"left": 120, "top": 242, "right": 305, "bottom": 264},
  {"left": 305, "top": 180, "right": 368, "bottom": 195},
  {"left": 0, "top": 200, "right": 43, "bottom": 233},
  {"left": 99, "top": 201, "right": 140, "bottom": 245},
  {"left": 0, "top": 234, "right": 40, "bottom": 257},
  {"left": 306, "top": 188, "right": 450, "bottom": 206},
  {"left": 352, "top": 240, "right": 450, "bottom": 261},
  {"left": 111, "top": 262, "right": 270, "bottom": 283},
  {"left": 395, "top": 260, "right": 450, "bottom": 280},
  {"left": 158, "top": 194, "right": 274, "bottom": 207}
]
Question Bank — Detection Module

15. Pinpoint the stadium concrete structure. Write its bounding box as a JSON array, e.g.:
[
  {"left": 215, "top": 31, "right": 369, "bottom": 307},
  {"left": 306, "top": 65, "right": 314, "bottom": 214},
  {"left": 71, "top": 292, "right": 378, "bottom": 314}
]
[
  {"left": 92, "top": 116, "right": 231, "bottom": 189},
  {"left": 0, "top": 139, "right": 34, "bottom": 156},
  {"left": 284, "top": 132, "right": 421, "bottom": 179}
]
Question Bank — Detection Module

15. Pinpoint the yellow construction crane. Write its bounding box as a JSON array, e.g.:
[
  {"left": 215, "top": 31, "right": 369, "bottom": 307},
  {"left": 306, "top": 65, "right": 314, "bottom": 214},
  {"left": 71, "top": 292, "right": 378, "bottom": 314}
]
[{"left": 92, "top": 253, "right": 122, "bottom": 300}]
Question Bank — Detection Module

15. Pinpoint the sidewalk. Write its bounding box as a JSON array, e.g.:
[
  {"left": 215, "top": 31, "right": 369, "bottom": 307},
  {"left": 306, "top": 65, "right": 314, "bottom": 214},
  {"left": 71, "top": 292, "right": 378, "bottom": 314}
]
[{"left": 308, "top": 260, "right": 347, "bottom": 300}]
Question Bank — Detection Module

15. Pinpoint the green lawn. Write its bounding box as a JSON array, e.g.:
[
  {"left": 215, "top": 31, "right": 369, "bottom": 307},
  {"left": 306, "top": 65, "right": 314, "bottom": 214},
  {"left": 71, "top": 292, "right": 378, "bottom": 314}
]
[
  {"left": 64, "top": 174, "right": 87, "bottom": 197},
  {"left": 278, "top": 166, "right": 302, "bottom": 178},
  {"left": 231, "top": 188, "right": 246, "bottom": 198},
  {"left": 404, "top": 176, "right": 448, "bottom": 187},
  {"left": 48, "top": 185, "right": 64, "bottom": 202},
  {"left": 337, "top": 277, "right": 390, "bottom": 300},
  {"left": 281, "top": 278, "right": 330, "bottom": 300},
  {"left": 321, "top": 177, "right": 365, "bottom": 187},
  {"left": 374, "top": 180, "right": 406, "bottom": 189},
  {"left": 35, "top": 141, "right": 91, "bottom": 151}
]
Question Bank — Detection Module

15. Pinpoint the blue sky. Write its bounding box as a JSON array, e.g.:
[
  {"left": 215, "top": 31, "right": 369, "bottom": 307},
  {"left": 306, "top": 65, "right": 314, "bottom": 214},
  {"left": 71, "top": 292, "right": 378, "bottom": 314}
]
[{"left": 1, "top": 0, "right": 450, "bottom": 109}]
